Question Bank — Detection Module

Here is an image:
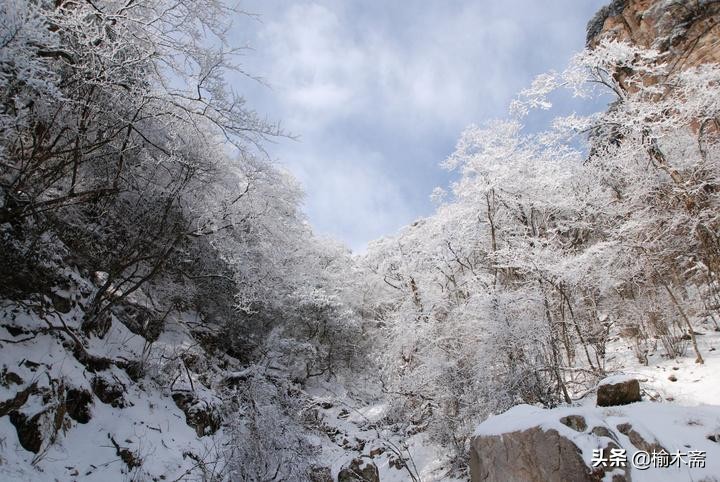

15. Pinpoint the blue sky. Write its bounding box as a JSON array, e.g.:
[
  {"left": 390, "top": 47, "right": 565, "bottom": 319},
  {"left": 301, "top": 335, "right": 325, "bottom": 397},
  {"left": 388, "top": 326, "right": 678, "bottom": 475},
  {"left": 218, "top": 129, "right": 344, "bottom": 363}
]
[{"left": 229, "top": 1, "right": 609, "bottom": 251}]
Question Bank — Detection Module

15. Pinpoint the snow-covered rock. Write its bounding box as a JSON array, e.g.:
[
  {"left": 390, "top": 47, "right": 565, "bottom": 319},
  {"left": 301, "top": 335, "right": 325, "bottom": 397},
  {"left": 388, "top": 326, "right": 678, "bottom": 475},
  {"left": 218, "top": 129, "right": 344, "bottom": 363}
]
[
  {"left": 597, "top": 375, "right": 642, "bottom": 407},
  {"left": 338, "top": 457, "right": 380, "bottom": 482},
  {"left": 471, "top": 402, "right": 720, "bottom": 482},
  {"left": 470, "top": 424, "right": 599, "bottom": 482}
]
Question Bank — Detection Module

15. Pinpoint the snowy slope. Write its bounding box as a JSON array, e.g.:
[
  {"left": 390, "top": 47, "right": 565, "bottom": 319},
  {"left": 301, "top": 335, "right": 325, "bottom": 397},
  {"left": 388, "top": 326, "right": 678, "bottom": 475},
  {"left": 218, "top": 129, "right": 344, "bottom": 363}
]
[
  {"left": 0, "top": 270, "right": 230, "bottom": 481},
  {"left": 473, "top": 320, "right": 720, "bottom": 482}
]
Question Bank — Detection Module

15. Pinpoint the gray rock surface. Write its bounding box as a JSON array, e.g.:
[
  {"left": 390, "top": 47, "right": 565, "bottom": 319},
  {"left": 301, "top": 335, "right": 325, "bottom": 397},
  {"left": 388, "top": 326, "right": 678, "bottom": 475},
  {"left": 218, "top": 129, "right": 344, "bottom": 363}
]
[
  {"left": 469, "top": 427, "right": 600, "bottom": 482},
  {"left": 338, "top": 457, "right": 379, "bottom": 482}
]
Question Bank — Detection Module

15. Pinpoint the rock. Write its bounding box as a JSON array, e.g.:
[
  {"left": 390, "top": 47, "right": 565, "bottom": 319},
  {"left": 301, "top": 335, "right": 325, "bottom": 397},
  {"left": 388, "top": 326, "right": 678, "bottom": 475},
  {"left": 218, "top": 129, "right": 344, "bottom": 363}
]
[
  {"left": 92, "top": 375, "right": 127, "bottom": 408},
  {"left": 368, "top": 446, "right": 385, "bottom": 458},
  {"left": 591, "top": 426, "right": 617, "bottom": 442},
  {"left": 586, "top": 0, "right": 626, "bottom": 45},
  {"left": 560, "top": 415, "right": 587, "bottom": 432},
  {"left": 49, "top": 291, "right": 73, "bottom": 314},
  {"left": 668, "top": 374, "right": 677, "bottom": 382},
  {"left": 587, "top": 0, "right": 720, "bottom": 92},
  {"left": 0, "top": 383, "right": 39, "bottom": 417},
  {"left": 338, "top": 458, "right": 379, "bottom": 482},
  {"left": 594, "top": 441, "right": 631, "bottom": 482},
  {"left": 8, "top": 410, "right": 44, "bottom": 453},
  {"left": 472, "top": 401, "right": 720, "bottom": 481},
  {"left": 309, "top": 465, "right": 333, "bottom": 482},
  {"left": 470, "top": 427, "right": 598, "bottom": 482},
  {"left": 172, "top": 392, "right": 221, "bottom": 436},
  {"left": 6, "top": 385, "right": 72, "bottom": 455},
  {"left": 0, "top": 368, "right": 24, "bottom": 387},
  {"left": 616, "top": 422, "right": 667, "bottom": 453},
  {"left": 111, "top": 302, "right": 163, "bottom": 342},
  {"left": 65, "top": 387, "right": 93, "bottom": 423},
  {"left": 69, "top": 343, "right": 113, "bottom": 372},
  {"left": 597, "top": 378, "right": 641, "bottom": 407},
  {"left": 588, "top": 0, "right": 720, "bottom": 61}
]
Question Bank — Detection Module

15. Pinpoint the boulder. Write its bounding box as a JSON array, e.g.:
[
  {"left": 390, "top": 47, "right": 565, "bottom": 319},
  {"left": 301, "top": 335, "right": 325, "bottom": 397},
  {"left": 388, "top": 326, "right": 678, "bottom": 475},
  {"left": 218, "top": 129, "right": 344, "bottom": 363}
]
[
  {"left": 92, "top": 375, "right": 127, "bottom": 408},
  {"left": 65, "top": 387, "right": 93, "bottom": 423},
  {"left": 471, "top": 401, "right": 720, "bottom": 481},
  {"left": 616, "top": 422, "right": 667, "bottom": 453},
  {"left": 559, "top": 414, "right": 587, "bottom": 432},
  {"left": 111, "top": 302, "right": 163, "bottom": 342},
  {"left": 49, "top": 291, "right": 73, "bottom": 314},
  {"left": 8, "top": 410, "right": 44, "bottom": 453},
  {"left": 172, "top": 392, "right": 222, "bottom": 436},
  {"left": 469, "top": 427, "right": 598, "bottom": 482},
  {"left": 309, "top": 465, "right": 333, "bottom": 482},
  {"left": 596, "top": 377, "right": 641, "bottom": 407},
  {"left": 338, "top": 458, "right": 379, "bottom": 482}
]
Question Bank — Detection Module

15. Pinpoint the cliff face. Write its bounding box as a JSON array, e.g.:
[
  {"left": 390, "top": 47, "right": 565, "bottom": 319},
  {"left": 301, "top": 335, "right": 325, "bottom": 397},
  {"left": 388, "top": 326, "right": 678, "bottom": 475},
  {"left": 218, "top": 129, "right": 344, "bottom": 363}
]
[{"left": 587, "top": 0, "right": 720, "bottom": 73}]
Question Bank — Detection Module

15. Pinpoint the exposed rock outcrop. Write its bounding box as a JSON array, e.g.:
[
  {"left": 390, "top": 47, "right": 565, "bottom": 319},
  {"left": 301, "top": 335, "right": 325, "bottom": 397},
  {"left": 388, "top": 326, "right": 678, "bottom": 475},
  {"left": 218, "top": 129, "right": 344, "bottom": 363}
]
[
  {"left": 64, "top": 386, "right": 93, "bottom": 423},
  {"left": 596, "top": 377, "right": 642, "bottom": 407},
  {"left": 309, "top": 465, "right": 333, "bottom": 482},
  {"left": 587, "top": 0, "right": 720, "bottom": 88},
  {"left": 8, "top": 410, "right": 45, "bottom": 453},
  {"left": 338, "top": 457, "right": 380, "bottom": 482},
  {"left": 470, "top": 427, "right": 600, "bottom": 482},
  {"left": 469, "top": 402, "right": 720, "bottom": 482},
  {"left": 172, "top": 392, "right": 222, "bottom": 437},
  {"left": 92, "top": 374, "right": 128, "bottom": 408},
  {"left": 560, "top": 414, "right": 587, "bottom": 432}
]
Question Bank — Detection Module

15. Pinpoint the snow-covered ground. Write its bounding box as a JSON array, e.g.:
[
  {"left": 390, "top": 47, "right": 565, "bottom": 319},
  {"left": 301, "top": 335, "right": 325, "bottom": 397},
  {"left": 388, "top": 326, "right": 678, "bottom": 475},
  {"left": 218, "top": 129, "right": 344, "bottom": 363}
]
[
  {"left": 2, "top": 266, "right": 719, "bottom": 482},
  {"left": 0, "top": 269, "right": 460, "bottom": 482},
  {"left": 603, "top": 318, "right": 720, "bottom": 407},
  {"left": 474, "top": 318, "right": 720, "bottom": 482},
  {"left": 0, "top": 286, "right": 228, "bottom": 481},
  {"left": 476, "top": 401, "right": 720, "bottom": 482},
  {"left": 302, "top": 379, "right": 464, "bottom": 482}
]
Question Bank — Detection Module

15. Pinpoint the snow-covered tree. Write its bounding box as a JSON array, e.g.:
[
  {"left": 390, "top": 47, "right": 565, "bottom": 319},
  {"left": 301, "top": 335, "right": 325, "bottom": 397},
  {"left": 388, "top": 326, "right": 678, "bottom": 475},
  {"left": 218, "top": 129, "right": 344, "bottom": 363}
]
[{"left": 358, "top": 39, "right": 720, "bottom": 466}]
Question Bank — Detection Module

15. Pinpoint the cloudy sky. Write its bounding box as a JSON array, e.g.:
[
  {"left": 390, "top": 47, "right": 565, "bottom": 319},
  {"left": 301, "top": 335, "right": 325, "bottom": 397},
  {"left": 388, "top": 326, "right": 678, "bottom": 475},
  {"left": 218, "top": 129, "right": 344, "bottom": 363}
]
[{"left": 229, "top": 0, "right": 609, "bottom": 251}]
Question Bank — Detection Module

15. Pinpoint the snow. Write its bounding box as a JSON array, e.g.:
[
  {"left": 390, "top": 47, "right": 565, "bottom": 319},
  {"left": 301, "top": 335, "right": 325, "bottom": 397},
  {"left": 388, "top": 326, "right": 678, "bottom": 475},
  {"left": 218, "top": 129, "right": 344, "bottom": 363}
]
[
  {"left": 302, "top": 379, "right": 464, "bottom": 482},
  {"left": 2, "top": 8, "right": 720, "bottom": 479},
  {"left": 0, "top": 278, "right": 464, "bottom": 481},
  {"left": 473, "top": 323, "right": 720, "bottom": 482},
  {"left": 603, "top": 322, "right": 720, "bottom": 406},
  {"left": 597, "top": 373, "right": 640, "bottom": 386},
  {"left": 475, "top": 402, "right": 720, "bottom": 481},
  {"left": 0, "top": 299, "right": 226, "bottom": 481}
]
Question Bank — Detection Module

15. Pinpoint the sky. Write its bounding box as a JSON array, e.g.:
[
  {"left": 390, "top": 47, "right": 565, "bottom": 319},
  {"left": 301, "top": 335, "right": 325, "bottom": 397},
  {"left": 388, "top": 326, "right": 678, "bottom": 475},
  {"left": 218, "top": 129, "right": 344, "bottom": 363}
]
[{"left": 228, "top": 0, "right": 610, "bottom": 251}]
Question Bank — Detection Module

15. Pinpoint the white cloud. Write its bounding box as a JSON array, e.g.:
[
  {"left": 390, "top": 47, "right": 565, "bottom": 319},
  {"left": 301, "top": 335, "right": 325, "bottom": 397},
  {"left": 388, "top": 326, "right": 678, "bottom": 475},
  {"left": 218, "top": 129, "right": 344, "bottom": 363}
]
[
  {"left": 256, "top": 1, "right": 525, "bottom": 128},
  {"left": 231, "top": 0, "right": 609, "bottom": 250},
  {"left": 259, "top": 3, "right": 364, "bottom": 118},
  {"left": 278, "top": 147, "right": 414, "bottom": 252}
]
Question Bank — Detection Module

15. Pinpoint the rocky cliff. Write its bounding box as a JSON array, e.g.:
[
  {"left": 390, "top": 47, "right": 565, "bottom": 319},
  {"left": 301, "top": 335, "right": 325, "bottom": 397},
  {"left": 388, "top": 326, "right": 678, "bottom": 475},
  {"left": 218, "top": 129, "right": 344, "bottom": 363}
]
[{"left": 587, "top": 0, "right": 720, "bottom": 78}]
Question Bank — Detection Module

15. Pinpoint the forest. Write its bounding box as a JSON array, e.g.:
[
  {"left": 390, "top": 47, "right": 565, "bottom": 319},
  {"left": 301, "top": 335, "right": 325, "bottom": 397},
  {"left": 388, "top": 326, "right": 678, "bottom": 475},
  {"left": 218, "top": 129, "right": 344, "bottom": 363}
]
[{"left": 1, "top": 1, "right": 719, "bottom": 481}]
